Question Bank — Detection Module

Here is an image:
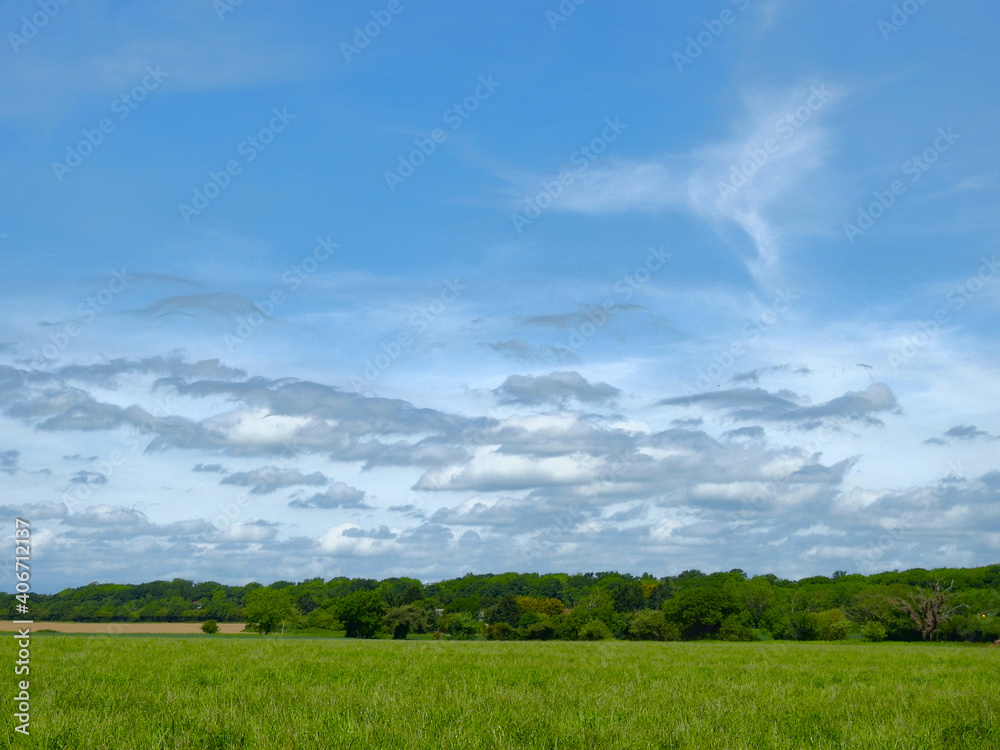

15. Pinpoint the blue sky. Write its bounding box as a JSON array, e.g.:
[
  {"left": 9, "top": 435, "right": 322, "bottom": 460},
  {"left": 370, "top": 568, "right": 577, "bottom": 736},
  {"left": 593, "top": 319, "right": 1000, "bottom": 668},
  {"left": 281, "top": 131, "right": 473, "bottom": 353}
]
[{"left": 2, "top": 0, "right": 999, "bottom": 592}]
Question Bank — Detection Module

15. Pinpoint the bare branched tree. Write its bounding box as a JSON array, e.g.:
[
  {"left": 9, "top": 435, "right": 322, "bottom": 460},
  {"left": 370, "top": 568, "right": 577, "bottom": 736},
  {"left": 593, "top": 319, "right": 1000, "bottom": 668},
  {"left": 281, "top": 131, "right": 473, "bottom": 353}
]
[{"left": 893, "top": 580, "right": 965, "bottom": 641}]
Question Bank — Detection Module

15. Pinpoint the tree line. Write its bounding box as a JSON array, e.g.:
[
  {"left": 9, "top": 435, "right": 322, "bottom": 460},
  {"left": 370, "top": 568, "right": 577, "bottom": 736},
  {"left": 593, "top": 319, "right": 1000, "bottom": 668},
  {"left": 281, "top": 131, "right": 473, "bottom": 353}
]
[{"left": 6, "top": 564, "right": 999, "bottom": 642}]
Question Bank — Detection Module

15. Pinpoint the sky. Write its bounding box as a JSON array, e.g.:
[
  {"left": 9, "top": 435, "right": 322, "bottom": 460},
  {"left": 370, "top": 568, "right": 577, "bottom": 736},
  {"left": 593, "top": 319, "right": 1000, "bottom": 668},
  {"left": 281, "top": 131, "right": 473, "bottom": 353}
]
[{"left": 1, "top": 0, "right": 999, "bottom": 593}]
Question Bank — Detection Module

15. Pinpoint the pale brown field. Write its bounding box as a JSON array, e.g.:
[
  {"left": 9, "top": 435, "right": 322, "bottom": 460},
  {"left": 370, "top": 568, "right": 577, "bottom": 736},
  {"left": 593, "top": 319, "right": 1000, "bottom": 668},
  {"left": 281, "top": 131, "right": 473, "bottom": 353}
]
[{"left": 0, "top": 620, "right": 247, "bottom": 634}]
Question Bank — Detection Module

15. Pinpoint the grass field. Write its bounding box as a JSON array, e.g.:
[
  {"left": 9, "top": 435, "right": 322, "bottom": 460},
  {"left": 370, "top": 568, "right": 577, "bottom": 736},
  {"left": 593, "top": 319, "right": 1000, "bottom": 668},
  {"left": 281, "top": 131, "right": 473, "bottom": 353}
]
[
  {"left": 6, "top": 636, "right": 998, "bottom": 749},
  {"left": 0, "top": 621, "right": 250, "bottom": 635}
]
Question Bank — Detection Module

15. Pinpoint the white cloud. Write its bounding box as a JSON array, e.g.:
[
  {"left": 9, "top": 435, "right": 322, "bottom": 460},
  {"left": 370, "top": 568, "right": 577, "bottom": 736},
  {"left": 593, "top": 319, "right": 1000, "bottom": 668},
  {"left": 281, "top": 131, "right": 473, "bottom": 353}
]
[{"left": 502, "top": 83, "right": 844, "bottom": 284}]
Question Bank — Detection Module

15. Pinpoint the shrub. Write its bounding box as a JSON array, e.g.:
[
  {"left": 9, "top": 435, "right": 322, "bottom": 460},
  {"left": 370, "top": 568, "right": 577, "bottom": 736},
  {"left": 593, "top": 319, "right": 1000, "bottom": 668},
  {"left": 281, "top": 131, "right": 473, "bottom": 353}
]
[
  {"left": 579, "top": 619, "right": 614, "bottom": 641},
  {"left": 525, "top": 620, "right": 556, "bottom": 641},
  {"left": 628, "top": 609, "right": 681, "bottom": 641},
  {"left": 306, "top": 607, "right": 341, "bottom": 631},
  {"left": 518, "top": 611, "right": 543, "bottom": 629},
  {"left": 777, "top": 612, "right": 822, "bottom": 641},
  {"left": 860, "top": 621, "right": 887, "bottom": 642},
  {"left": 486, "top": 594, "right": 521, "bottom": 627},
  {"left": 942, "top": 614, "right": 1000, "bottom": 643},
  {"left": 815, "top": 609, "right": 852, "bottom": 641},
  {"left": 827, "top": 619, "right": 853, "bottom": 641},
  {"left": 200, "top": 620, "right": 219, "bottom": 634},
  {"left": 444, "top": 612, "right": 481, "bottom": 640},
  {"left": 485, "top": 622, "right": 518, "bottom": 641},
  {"left": 718, "top": 615, "right": 756, "bottom": 642}
]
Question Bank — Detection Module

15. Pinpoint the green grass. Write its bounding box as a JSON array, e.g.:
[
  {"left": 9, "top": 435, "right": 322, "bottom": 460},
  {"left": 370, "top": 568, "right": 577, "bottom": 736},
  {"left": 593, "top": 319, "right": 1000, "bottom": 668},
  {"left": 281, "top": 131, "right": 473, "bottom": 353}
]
[{"left": 6, "top": 636, "right": 998, "bottom": 749}]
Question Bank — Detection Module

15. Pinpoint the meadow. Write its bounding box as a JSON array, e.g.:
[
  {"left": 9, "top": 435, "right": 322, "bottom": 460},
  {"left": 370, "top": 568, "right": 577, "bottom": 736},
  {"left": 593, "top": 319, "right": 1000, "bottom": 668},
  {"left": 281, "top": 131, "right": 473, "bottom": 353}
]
[{"left": 6, "top": 636, "right": 998, "bottom": 749}]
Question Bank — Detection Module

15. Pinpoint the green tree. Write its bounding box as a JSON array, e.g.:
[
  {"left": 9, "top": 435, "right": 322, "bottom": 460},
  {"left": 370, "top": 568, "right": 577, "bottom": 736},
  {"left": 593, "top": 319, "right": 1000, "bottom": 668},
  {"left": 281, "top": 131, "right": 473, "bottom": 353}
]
[
  {"left": 663, "top": 585, "right": 742, "bottom": 640},
  {"left": 518, "top": 610, "right": 543, "bottom": 629},
  {"left": 485, "top": 622, "right": 518, "bottom": 640},
  {"left": 296, "top": 593, "right": 318, "bottom": 615},
  {"left": 525, "top": 619, "right": 557, "bottom": 640},
  {"left": 610, "top": 581, "right": 646, "bottom": 613},
  {"left": 646, "top": 579, "right": 675, "bottom": 610},
  {"left": 718, "top": 614, "right": 757, "bottom": 641},
  {"left": 444, "top": 612, "right": 481, "bottom": 640},
  {"left": 741, "top": 577, "right": 776, "bottom": 627},
  {"left": 205, "top": 589, "right": 230, "bottom": 621},
  {"left": 334, "top": 590, "right": 387, "bottom": 638},
  {"left": 443, "top": 596, "right": 480, "bottom": 615},
  {"left": 860, "top": 621, "right": 887, "bottom": 642},
  {"left": 384, "top": 604, "right": 429, "bottom": 639},
  {"left": 627, "top": 609, "right": 680, "bottom": 641},
  {"left": 306, "top": 607, "right": 341, "bottom": 631},
  {"left": 200, "top": 620, "right": 219, "bottom": 634},
  {"left": 244, "top": 588, "right": 296, "bottom": 635},
  {"left": 377, "top": 578, "right": 425, "bottom": 607},
  {"left": 487, "top": 594, "right": 522, "bottom": 626},
  {"left": 579, "top": 619, "right": 613, "bottom": 641},
  {"left": 815, "top": 609, "right": 852, "bottom": 640}
]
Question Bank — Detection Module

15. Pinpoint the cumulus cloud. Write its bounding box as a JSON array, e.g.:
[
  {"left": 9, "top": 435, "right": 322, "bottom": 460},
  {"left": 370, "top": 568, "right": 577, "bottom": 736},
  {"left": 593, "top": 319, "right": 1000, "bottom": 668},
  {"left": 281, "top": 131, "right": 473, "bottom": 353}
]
[
  {"left": 0, "top": 449, "right": 19, "bottom": 474},
  {"left": 724, "top": 426, "right": 765, "bottom": 440},
  {"left": 289, "top": 482, "right": 370, "bottom": 509},
  {"left": 398, "top": 523, "right": 453, "bottom": 545},
  {"left": 926, "top": 425, "right": 998, "bottom": 445},
  {"left": 386, "top": 503, "right": 426, "bottom": 518},
  {"left": 34, "top": 357, "right": 243, "bottom": 388},
  {"left": 0, "top": 501, "right": 67, "bottom": 519},
  {"left": 61, "top": 505, "right": 215, "bottom": 540},
  {"left": 3, "top": 353, "right": 996, "bottom": 588},
  {"left": 40, "top": 400, "right": 127, "bottom": 431},
  {"left": 209, "top": 521, "right": 278, "bottom": 543},
  {"left": 430, "top": 495, "right": 554, "bottom": 529},
  {"left": 417, "top": 449, "right": 606, "bottom": 493},
  {"left": 658, "top": 383, "right": 898, "bottom": 429},
  {"left": 220, "top": 466, "right": 327, "bottom": 495},
  {"left": 70, "top": 470, "right": 107, "bottom": 485},
  {"left": 318, "top": 523, "right": 397, "bottom": 555},
  {"left": 69, "top": 506, "right": 154, "bottom": 527},
  {"left": 494, "top": 371, "right": 620, "bottom": 406},
  {"left": 415, "top": 415, "right": 852, "bottom": 505},
  {"left": 2, "top": 359, "right": 491, "bottom": 469},
  {"left": 945, "top": 425, "right": 994, "bottom": 440}
]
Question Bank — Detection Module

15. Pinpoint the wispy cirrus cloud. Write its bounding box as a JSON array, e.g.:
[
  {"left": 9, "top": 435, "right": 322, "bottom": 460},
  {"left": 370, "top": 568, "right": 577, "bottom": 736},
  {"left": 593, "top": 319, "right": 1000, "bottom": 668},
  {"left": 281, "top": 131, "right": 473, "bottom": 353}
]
[{"left": 500, "top": 83, "right": 842, "bottom": 283}]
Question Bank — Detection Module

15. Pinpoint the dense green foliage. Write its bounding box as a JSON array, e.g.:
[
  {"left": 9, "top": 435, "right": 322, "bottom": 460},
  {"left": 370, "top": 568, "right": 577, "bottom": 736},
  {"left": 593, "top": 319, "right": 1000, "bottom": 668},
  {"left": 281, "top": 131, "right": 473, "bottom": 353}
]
[
  {"left": 7, "top": 636, "right": 999, "bottom": 749},
  {"left": 332, "top": 590, "right": 386, "bottom": 638},
  {"left": 6, "top": 564, "right": 1000, "bottom": 642},
  {"left": 243, "top": 587, "right": 296, "bottom": 635}
]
